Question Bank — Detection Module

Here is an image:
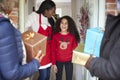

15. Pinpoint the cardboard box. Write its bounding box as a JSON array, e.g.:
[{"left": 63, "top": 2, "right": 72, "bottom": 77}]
[
  {"left": 84, "top": 27, "right": 104, "bottom": 57},
  {"left": 22, "top": 30, "right": 47, "bottom": 62},
  {"left": 72, "top": 51, "right": 90, "bottom": 66}
]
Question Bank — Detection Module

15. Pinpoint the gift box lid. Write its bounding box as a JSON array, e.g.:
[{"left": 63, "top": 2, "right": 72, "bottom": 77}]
[
  {"left": 84, "top": 27, "right": 104, "bottom": 57},
  {"left": 22, "top": 30, "right": 47, "bottom": 47}
]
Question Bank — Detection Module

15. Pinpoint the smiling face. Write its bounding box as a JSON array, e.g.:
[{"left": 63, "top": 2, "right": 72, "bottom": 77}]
[{"left": 60, "top": 18, "right": 68, "bottom": 33}]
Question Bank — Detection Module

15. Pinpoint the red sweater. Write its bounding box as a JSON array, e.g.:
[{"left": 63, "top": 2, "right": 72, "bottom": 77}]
[
  {"left": 38, "top": 26, "right": 52, "bottom": 66},
  {"left": 51, "top": 32, "right": 78, "bottom": 65},
  {"left": 38, "top": 14, "right": 52, "bottom": 67}
]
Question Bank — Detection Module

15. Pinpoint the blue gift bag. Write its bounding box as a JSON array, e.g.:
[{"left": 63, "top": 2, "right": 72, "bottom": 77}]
[{"left": 84, "top": 27, "right": 104, "bottom": 57}]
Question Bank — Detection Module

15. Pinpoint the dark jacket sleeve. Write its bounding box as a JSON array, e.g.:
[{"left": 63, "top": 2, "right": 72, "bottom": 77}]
[
  {"left": 89, "top": 46, "right": 120, "bottom": 80},
  {"left": 0, "top": 18, "right": 40, "bottom": 80},
  {"left": 88, "top": 14, "right": 120, "bottom": 80}
]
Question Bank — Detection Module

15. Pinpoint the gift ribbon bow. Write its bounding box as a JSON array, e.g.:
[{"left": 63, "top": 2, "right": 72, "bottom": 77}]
[{"left": 25, "top": 32, "right": 35, "bottom": 40}]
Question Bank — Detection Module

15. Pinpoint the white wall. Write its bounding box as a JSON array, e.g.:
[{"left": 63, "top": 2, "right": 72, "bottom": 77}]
[
  {"left": 55, "top": 2, "right": 71, "bottom": 17},
  {"left": 98, "top": 0, "right": 106, "bottom": 30},
  {"left": 71, "top": 0, "right": 84, "bottom": 27},
  {"left": 88, "top": 0, "right": 99, "bottom": 28},
  {"left": 28, "top": 0, "right": 35, "bottom": 14},
  {"left": 19, "top": 0, "right": 25, "bottom": 33},
  {"left": 88, "top": 0, "right": 106, "bottom": 30}
]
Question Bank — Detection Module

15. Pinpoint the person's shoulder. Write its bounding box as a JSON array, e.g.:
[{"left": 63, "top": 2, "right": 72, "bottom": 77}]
[
  {"left": 55, "top": 32, "right": 60, "bottom": 36},
  {"left": 30, "top": 12, "right": 37, "bottom": 15},
  {"left": 53, "top": 33, "right": 60, "bottom": 37},
  {"left": 0, "top": 16, "right": 9, "bottom": 22},
  {"left": 0, "top": 17, "right": 13, "bottom": 31},
  {"left": 68, "top": 33, "right": 75, "bottom": 38},
  {"left": 29, "top": 12, "right": 39, "bottom": 17},
  {"left": 0, "top": 17, "right": 11, "bottom": 27},
  {"left": 0, "top": 17, "right": 15, "bottom": 39}
]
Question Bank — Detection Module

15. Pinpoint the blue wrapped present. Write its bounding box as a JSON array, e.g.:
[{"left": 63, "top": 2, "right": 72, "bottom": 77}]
[{"left": 84, "top": 27, "right": 104, "bottom": 57}]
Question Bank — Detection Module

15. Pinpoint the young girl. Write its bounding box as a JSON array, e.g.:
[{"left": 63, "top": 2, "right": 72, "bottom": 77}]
[{"left": 51, "top": 16, "right": 80, "bottom": 80}]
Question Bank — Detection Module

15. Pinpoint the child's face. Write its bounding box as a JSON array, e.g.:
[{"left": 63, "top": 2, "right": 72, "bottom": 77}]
[{"left": 60, "top": 18, "right": 68, "bottom": 32}]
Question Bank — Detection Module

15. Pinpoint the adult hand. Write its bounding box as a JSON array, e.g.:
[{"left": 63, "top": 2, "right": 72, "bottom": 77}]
[
  {"left": 85, "top": 55, "right": 93, "bottom": 69},
  {"left": 34, "top": 50, "right": 44, "bottom": 62}
]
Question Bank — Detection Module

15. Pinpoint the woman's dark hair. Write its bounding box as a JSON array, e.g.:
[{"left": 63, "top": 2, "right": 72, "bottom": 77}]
[
  {"left": 36, "top": 0, "right": 56, "bottom": 14},
  {"left": 53, "top": 16, "right": 80, "bottom": 43}
]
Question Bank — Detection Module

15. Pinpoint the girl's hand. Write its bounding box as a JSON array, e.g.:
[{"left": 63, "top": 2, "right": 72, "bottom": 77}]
[{"left": 52, "top": 65, "right": 58, "bottom": 73}]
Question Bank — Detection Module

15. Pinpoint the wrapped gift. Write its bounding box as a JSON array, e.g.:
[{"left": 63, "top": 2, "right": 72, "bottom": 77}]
[
  {"left": 22, "top": 30, "right": 47, "bottom": 62},
  {"left": 72, "top": 51, "right": 90, "bottom": 66},
  {"left": 84, "top": 27, "right": 104, "bottom": 57}
]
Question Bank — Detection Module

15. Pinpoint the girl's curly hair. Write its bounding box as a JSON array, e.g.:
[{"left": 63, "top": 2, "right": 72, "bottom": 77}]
[{"left": 53, "top": 15, "right": 80, "bottom": 43}]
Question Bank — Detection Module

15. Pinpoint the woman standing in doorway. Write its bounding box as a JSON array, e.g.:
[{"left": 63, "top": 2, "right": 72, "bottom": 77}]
[{"left": 25, "top": 0, "right": 56, "bottom": 80}]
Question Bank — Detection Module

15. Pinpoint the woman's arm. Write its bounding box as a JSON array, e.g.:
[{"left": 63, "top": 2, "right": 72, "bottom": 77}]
[
  {"left": 0, "top": 18, "right": 40, "bottom": 80},
  {"left": 88, "top": 38, "right": 120, "bottom": 79}
]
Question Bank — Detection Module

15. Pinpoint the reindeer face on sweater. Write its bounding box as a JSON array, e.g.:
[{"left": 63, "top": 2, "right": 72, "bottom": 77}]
[{"left": 59, "top": 38, "right": 70, "bottom": 50}]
